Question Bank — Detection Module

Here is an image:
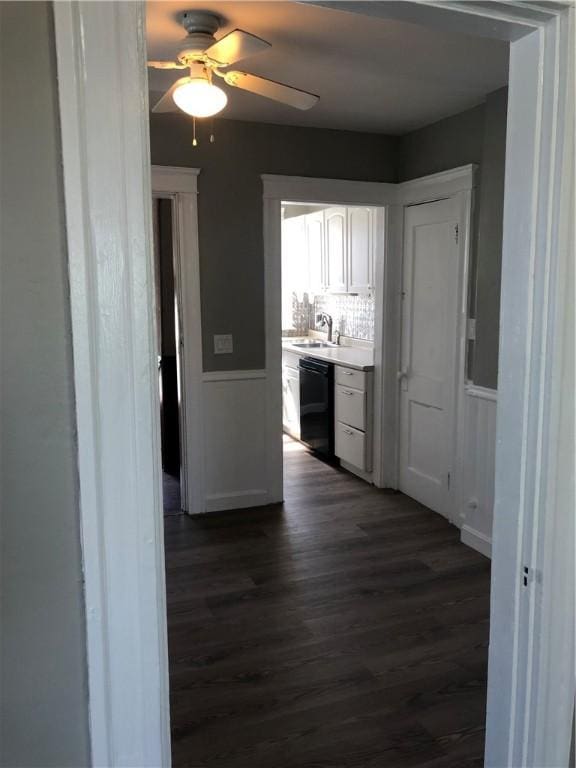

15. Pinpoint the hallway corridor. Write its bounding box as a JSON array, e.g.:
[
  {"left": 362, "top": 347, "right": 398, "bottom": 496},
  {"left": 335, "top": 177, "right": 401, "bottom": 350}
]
[{"left": 164, "top": 438, "right": 491, "bottom": 767}]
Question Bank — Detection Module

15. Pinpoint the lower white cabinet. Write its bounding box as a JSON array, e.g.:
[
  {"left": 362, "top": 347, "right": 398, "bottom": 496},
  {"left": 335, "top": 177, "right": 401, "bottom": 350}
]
[
  {"left": 335, "top": 384, "right": 366, "bottom": 431},
  {"left": 282, "top": 356, "right": 373, "bottom": 475},
  {"left": 282, "top": 358, "right": 300, "bottom": 439},
  {"left": 334, "top": 364, "right": 373, "bottom": 474},
  {"left": 335, "top": 422, "right": 367, "bottom": 470}
]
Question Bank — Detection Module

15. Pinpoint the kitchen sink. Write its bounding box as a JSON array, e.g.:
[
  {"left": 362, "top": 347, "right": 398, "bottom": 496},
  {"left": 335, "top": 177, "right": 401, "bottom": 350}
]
[{"left": 292, "top": 341, "right": 335, "bottom": 348}]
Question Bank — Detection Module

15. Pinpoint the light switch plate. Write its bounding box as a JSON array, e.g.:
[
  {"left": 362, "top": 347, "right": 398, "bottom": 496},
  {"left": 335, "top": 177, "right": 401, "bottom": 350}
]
[{"left": 214, "top": 334, "right": 233, "bottom": 354}]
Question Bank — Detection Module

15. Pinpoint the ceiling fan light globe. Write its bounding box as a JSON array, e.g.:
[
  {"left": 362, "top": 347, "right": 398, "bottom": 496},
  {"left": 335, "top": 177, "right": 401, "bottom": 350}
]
[{"left": 172, "top": 79, "right": 227, "bottom": 118}]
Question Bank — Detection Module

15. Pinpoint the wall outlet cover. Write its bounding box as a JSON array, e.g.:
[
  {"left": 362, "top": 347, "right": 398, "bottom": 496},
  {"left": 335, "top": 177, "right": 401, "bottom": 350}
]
[{"left": 214, "top": 334, "right": 233, "bottom": 354}]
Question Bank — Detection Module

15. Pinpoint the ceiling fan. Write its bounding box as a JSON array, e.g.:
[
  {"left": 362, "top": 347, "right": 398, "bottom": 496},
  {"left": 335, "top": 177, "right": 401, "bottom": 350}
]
[{"left": 148, "top": 11, "right": 319, "bottom": 119}]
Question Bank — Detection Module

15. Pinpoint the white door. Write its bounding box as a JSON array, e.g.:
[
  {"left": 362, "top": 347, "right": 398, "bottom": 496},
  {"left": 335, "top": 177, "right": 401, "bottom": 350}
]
[
  {"left": 399, "top": 197, "right": 460, "bottom": 517},
  {"left": 324, "top": 207, "right": 347, "bottom": 292},
  {"left": 305, "top": 210, "right": 325, "bottom": 294},
  {"left": 347, "top": 207, "right": 374, "bottom": 294}
]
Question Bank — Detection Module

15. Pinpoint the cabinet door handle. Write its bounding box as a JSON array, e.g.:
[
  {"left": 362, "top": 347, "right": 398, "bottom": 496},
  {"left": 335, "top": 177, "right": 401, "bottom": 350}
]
[
  {"left": 341, "top": 370, "right": 354, "bottom": 376},
  {"left": 343, "top": 428, "right": 354, "bottom": 436},
  {"left": 342, "top": 390, "right": 355, "bottom": 396}
]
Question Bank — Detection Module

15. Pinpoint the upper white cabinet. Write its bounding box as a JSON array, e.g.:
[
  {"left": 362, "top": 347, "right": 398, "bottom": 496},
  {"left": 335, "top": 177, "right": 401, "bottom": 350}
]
[
  {"left": 281, "top": 215, "right": 308, "bottom": 330},
  {"left": 305, "top": 210, "right": 325, "bottom": 294},
  {"left": 324, "top": 207, "right": 347, "bottom": 293},
  {"left": 347, "top": 207, "right": 375, "bottom": 294},
  {"left": 283, "top": 205, "right": 377, "bottom": 297}
]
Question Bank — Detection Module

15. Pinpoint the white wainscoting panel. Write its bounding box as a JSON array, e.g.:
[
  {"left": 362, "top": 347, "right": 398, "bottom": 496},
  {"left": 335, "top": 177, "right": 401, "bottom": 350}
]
[
  {"left": 459, "top": 385, "right": 498, "bottom": 558},
  {"left": 202, "top": 370, "right": 271, "bottom": 512}
]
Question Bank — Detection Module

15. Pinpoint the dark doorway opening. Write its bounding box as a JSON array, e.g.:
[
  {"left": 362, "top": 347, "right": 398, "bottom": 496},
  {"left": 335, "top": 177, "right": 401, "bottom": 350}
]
[{"left": 153, "top": 197, "right": 182, "bottom": 515}]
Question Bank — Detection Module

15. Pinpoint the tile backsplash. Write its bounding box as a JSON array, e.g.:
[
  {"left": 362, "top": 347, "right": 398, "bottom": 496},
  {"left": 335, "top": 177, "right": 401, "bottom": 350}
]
[{"left": 283, "top": 292, "right": 375, "bottom": 341}]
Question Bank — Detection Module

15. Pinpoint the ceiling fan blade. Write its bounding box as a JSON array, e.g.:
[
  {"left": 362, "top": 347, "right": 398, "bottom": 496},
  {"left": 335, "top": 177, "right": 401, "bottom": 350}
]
[
  {"left": 224, "top": 71, "right": 319, "bottom": 110},
  {"left": 151, "top": 77, "right": 190, "bottom": 113},
  {"left": 205, "top": 29, "right": 270, "bottom": 66},
  {"left": 147, "top": 61, "right": 187, "bottom": 70}
]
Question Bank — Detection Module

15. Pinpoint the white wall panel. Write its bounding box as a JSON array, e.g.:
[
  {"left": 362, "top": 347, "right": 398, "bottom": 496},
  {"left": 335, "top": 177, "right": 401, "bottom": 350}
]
[
  {"left": 460, "top": 386, "right": 497, "bottom": 557},
  {"left": 203, "top": 371, "right": 271, "bottom": 512}
]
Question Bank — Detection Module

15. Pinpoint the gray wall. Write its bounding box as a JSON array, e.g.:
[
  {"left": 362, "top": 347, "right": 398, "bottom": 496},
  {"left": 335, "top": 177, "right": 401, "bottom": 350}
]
[
  {"left": 150, "top": 116, "right": 398, "bottom": 371},
  {"left": 397, "top": 103, "right": 485, "bottom": 182},
  {"left": 473, "top": 88, "right": 508, "bottom": 389},
  {"left": 0, "top": 3, "right": 90, "bottom": 766},
  {"left": 398, "top": 89, "right": 508, "bottom": 389},
  {"left": 150, "top": 94, "right": 506, "bottom": 385}
]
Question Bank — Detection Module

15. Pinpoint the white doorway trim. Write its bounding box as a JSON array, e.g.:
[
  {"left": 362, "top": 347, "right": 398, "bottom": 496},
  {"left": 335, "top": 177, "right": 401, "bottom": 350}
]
[
  {"left": 53, "top": 3, "right": 170, "bottom": 765},
  {"left": 151, "top": 166, "right": 204, "bottom": 515},
  {"left": 52, "top": 0, "right": 573, "bottom": 765},
  {"left": 261, "top": 167, "right": 475, "bottom": 511},
  {"left": 485, "top": 13, "right": 574, "bottom": 767},
  {"left": 261, "top": 174, "right": 397, "bottom": 502}
]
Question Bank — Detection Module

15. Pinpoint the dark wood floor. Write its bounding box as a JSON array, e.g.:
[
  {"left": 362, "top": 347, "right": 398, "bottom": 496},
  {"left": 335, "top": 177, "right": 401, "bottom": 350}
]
[{"left": 165, "top": 437, "right": 491, "bottom": 768}]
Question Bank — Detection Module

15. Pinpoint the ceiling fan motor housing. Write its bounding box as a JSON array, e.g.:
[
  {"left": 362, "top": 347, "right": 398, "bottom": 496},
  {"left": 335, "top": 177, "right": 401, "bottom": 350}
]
[{"left": 176, "top": 11, "right": 221, "bottom": 64}]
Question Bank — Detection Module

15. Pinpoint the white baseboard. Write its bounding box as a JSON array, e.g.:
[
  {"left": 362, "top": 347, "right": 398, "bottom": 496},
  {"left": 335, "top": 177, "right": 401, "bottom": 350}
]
[
  {"left": 461, "top": 524, "right": 492, "bottom": 558},
  {"left": 204, "top": 490, "right": 270, "bottom": 514},
  {"left": 340, "top": 460, "right": 373, "bottom": 484}
]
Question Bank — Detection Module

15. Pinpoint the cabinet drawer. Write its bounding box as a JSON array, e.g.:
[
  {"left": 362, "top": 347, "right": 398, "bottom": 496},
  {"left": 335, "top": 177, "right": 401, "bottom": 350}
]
[
  {"left": 282, "top": 350, "right": 300, "bottom": 370},
  {"left": 335, "top": 385, "right": 366, "bottom": 431},
  {"left": 335, "top": 421, "right": 367, "bottom": 470},
  {"left": 335, "top": 366, "right": 367, "bottom": 390}
]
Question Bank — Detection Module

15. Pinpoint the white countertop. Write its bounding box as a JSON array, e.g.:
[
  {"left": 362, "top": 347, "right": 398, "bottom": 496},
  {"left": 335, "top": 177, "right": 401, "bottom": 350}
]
[{"left": 282, "top": 339, "right": 374, "bottom": 371}]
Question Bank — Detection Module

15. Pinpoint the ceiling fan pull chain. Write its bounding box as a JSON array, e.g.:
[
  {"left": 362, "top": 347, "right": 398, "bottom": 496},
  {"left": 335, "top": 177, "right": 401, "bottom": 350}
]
[
  {"left": 210, "top": 118, "right": 215, "bottom": 144},
  {"left": 192, "top": 116, "right": 198, "bottom": 147}
]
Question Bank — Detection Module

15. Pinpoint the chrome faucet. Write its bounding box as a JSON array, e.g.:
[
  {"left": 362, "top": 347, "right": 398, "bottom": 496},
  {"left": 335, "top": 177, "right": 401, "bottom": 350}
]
[{"left": 316, "top": 312, "right": 333, "bottom": 342}]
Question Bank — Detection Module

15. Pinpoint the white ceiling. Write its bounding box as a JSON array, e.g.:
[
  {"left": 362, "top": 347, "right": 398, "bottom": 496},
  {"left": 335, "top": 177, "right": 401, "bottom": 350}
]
[{"left": 146, "top": 1, "right": 509, "bottom": 135}]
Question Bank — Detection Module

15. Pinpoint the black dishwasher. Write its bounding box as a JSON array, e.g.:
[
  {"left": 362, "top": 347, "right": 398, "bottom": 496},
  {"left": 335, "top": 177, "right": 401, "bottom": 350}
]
[{"left": 299, "top": 357, "right": 334, "bottom": 458}]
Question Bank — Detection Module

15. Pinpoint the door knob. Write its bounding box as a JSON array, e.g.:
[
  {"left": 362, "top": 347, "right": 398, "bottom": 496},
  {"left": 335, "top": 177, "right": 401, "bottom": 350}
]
[{"left": 397, "top": 369, "right": 409, "bottom": 391}]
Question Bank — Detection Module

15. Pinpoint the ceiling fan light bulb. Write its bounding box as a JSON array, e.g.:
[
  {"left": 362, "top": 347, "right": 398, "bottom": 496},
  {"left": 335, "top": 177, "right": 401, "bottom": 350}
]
[{"left": 172, "top": 79, "right": 227, "bottom": 118}]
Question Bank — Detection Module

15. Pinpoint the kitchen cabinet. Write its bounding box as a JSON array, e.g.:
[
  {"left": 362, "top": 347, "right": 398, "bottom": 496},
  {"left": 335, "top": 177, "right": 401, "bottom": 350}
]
[
  {"left": 335, "top": 384, "right": 366, "bottom": 431},
  {"left": 347, "top": 207, "right": 375, "bottom": 294},
  {"left": 324, "top": 207, "right": 347, "bottom": 293},
  {"left": 314, "top": 206, "right": 375, "bottom": 295},
  {"left": 335, "top": 422, "right": 367, "bottom": 470},
  {"left": 335, "top": 364, "right": 373, "bottom": 474},
  {"left": 305, "top": 210, "right": 325, "bottom": 294},
  {"left": 284, "top": 206, "right": 376, "bottom": 297},
  {"left": 282, "top": 215, "right": 308, "bottom": 331},
  {"left": 335, "top": 365, "right": 367, "bottom": 390},
  {"left": 282, "top": 352, "right": 300, "bottom": 439}
]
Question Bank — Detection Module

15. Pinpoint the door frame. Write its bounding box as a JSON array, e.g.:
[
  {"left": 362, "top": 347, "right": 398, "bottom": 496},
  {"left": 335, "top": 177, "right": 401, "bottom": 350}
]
[
  {"left": 151, "top": 166, "right": 204, "bottom": 515},
  {"left": 262, "top": 174, "right": 397, "bottom": 505},
  {"left": 52, "top": 4, "right": 171, "bottom": 764},
  {"left": 53, "top": 1, "right": 574, "bottom": 765},
  {"left": 395, "top": 167, "right": 475, "bottom": 523}
]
